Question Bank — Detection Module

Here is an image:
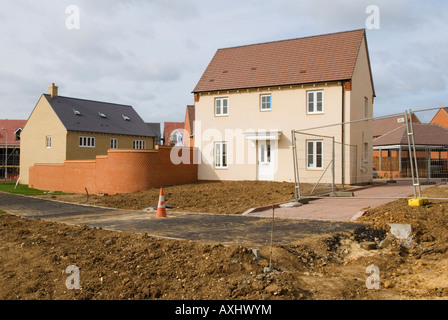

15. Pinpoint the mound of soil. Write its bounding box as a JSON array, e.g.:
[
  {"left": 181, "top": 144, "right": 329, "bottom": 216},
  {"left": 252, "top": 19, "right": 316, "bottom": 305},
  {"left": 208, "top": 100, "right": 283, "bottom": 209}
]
[{"left": 357, "top": 184, "right": 448, "bottom": 253}]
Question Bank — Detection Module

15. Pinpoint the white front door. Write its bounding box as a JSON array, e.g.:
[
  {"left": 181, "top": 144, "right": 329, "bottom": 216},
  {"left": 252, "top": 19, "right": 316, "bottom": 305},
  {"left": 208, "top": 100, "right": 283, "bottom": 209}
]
[{"left": 258, "top": 140, "right": 274, "bottom": 181}]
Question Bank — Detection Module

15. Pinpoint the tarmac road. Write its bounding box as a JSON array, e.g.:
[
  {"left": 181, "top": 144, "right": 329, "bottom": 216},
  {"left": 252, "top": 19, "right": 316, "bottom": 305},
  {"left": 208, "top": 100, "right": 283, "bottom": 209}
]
[{"left": 0, "top": 191, "right": 366, "bottom": 246}]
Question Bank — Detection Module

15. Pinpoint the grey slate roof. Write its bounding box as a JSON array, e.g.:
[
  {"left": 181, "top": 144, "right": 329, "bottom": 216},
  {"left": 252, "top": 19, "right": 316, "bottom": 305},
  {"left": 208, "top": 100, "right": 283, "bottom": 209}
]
[
  {"left": 146, "top": 122, "right": 162, "bottom": 144},
  {"left": 44, "top": 94, "right": 156, "bottom": 137}
]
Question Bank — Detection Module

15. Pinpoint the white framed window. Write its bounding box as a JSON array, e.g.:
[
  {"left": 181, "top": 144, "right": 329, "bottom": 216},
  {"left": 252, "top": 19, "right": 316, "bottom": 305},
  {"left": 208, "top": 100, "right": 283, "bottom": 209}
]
[
  {"left": 364, "top": 97, "right": 369, "bottom": 118},
  {"left": 363, "top": 142, "right": 369, "bottom": 163},
  {"left": 46, "top": 136, "right": 52, "bottom": 148},
  {"left": 215, "top": 97, "right": 229, "bottom": 116},
  {"left": 260, "top": 94, "right": 272, "bottom": 111},
  {"left": 110, "top": 138, "right": 118, "bottom": 149},
  {"left": 307, "top": 140, "right": 323, "bottom": 170},
  {"left": 79, "top": 136, "right": 95, "bottom": 148},
  {"left": 307, "top": 90, "right": 324, "bottom": 114},
  {"left": 133, "top": 140, "right": 146, "bottom": 149},
  {"left": 214, "top": 142, "right": 228, "bottom": 169}
]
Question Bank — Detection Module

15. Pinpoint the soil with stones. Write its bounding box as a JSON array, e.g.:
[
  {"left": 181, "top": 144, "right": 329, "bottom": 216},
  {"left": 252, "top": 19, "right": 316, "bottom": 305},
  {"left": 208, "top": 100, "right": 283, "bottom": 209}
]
[
  {"left": 34, "top": 181, "right": 327, "bottom": 214},
  {"left": 1, "top": 182, "right": 448, "bottom": 300}
]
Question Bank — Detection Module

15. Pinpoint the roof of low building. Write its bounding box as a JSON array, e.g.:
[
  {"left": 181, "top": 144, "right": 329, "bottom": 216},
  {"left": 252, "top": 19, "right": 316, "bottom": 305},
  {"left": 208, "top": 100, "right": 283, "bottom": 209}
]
[
  {"left": 373, "top": 114, "right": 420, "bottom": 138},
  {"left": 373, "top": 123, "right": 448, "bottom": 147},
  {"left": 193, "top": 29, "right": 369, "bottom": 93},
  {"left": 44, "top": 94, "right": 156, "bottom": 137}
]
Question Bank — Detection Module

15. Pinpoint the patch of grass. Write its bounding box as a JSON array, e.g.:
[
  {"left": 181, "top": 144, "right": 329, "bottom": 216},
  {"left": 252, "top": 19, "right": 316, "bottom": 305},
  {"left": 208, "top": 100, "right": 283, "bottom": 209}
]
[
  {"left": 0, "top": 210, "right": 5, "bottom": 214},
  {"left": 0, "top": 182, "right": 64, "bottom": 195}
]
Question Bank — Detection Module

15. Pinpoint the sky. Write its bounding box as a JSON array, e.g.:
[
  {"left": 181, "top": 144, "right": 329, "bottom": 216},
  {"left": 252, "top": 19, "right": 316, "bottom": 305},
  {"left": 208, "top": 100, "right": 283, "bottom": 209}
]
[{"left": 1, "top": 0, "right": 447, "bottom": 126}]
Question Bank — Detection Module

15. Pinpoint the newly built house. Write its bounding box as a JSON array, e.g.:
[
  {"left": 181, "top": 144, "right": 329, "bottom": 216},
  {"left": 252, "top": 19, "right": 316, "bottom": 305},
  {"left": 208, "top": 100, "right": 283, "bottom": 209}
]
[
  {"left": 0, "top": 119, "right": 27, "bottom": 180},
  {"left": 192, "top": 29, "right": 375, "bottom": 185},
  {"left": 183, "top": 105, "right": 195, "bottom": 147},
  {"left": 164, "top": 122, "right": 185, "bottom": 146},
  {"left": 431, "top": 107, "right": 448, "bottom": 129},
  {"left": 20, "top": 84, "right": 157, "bottom": 184}
]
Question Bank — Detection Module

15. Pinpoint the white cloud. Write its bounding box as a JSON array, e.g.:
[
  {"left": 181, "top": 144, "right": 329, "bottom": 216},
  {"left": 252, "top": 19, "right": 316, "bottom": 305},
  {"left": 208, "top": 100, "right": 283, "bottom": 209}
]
[{"left": 0, "top": 0, "right": 447, "bottom": 124}]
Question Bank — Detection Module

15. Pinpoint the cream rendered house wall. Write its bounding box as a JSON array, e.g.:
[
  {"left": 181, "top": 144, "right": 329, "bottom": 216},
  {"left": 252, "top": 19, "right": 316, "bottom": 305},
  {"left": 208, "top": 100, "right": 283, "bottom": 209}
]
[
  {"left": 347, "top": 36, "right": 375, "bottom": 184},
  {"left": 194, "top": 82, "right": 347, "bottom": 183},
  {"left": 20, "top": 95, "right": 68, "bottom": 184}
]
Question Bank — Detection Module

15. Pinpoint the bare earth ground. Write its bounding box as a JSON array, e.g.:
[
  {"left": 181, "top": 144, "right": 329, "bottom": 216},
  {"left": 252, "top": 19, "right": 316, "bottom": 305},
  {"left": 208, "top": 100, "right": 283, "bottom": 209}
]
[
  {"left": 34, "top": 181, "right": 328, "bottom": 214},
  {"left": 1, "top": 181, "right": 448, "bottom": 300}
]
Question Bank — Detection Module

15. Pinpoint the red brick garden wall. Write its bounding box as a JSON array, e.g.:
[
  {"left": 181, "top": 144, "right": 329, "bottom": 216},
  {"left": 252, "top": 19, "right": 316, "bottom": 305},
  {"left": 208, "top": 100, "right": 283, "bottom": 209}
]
[{"left": 29, "top": 146, "right": 198, "bottom": 194}]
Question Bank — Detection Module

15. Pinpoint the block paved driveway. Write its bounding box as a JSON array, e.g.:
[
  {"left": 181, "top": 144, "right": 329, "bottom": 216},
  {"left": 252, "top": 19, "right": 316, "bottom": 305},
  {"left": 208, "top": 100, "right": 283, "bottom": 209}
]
[
  {"left": 246, "top": 180, "right": 435, "bottom": 221},
  {"left": 0, "top": 192, "right": 367, "bottom": 247}
]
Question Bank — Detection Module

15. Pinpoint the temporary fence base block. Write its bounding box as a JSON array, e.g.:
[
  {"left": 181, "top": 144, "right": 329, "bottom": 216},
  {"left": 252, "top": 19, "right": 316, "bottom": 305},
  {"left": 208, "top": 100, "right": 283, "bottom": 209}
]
[{"left": 408, "top": 198, "right": 428, "bottom": 207}]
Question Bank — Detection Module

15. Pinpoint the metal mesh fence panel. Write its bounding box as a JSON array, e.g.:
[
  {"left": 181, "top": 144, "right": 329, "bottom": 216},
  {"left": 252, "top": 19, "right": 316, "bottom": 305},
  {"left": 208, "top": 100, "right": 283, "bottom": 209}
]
[{"left": 292, "top": 107, "right": 448, "bottom": 202}]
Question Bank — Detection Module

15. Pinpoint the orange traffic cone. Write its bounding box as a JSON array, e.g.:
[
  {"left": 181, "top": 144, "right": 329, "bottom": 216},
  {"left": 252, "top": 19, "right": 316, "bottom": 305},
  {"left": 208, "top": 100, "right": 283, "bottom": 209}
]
[{"left": 155, "top": 188, "right": 167, "bottom": 218}]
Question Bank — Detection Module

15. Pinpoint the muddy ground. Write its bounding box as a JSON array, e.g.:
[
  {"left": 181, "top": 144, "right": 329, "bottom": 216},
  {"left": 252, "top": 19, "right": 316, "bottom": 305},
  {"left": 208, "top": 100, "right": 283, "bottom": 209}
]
[
  {"left": 34, "top": 181, "right": 328, "bottom": 214},
  {"left": 1, "top": 181, "right": 448, "bottom": 300}
]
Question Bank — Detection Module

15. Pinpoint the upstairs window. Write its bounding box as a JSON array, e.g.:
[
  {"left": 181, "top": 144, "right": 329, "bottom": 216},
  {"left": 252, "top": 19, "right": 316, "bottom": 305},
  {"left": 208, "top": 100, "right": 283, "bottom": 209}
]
[
  {"left": 46, "top": 136, "right": 52, "bottom": 148},
  {"left": 307, "top": 91, "right": 324, "bottom": 114},
  {"left": 215, "top": 97, "right": 228, "bottom": 116},
  {"left": 364, "top": 97, "right": 369, "bottom": 118},
  {"left": 79, "top": 136, "right": 95, "bottom": 148},
  {"left": 14, "top": 128, "right": 22, "bottom": 141},
  {"left": 260, "top": 94, "right": 272, "bottom": 111}
]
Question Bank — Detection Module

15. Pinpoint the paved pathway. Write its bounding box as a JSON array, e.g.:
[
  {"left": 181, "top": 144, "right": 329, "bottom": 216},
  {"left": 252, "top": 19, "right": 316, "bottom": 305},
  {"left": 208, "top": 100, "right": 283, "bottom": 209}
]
[{"left": 245, "top": 180, "right": 435, "bottom": 221}]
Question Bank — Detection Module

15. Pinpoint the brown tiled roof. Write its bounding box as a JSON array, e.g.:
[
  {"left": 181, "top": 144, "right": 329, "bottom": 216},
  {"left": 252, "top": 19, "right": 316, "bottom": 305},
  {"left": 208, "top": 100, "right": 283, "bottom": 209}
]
[
  {"left": 373, "top": 114, "right": 420, "bottom": 138},
  {"left": 193, "top": 29, "right": 367, "bottom": 93},
  {"left": 373, "top": 123, "right": 448, "bottom": 146},
  {"left": 0, "top": 119, "right": 27, "bottom": 146}
]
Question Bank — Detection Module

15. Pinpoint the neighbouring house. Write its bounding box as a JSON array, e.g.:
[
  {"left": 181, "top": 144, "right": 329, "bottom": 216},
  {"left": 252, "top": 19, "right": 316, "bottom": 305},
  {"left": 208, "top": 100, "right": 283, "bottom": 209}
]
[
  {"left": 0, "top": 119, "right": 27, "bottom": 180},
  {"left": 146, "top": 122, "right": 162, "bottom": 145},
  {"left": 20, "top": 83, "right": 157, "bottom": 185},
  {"left": 192, "top": 29, "right": 375, "bottom": 185},
  {"left": 164, "top": 122, "right": 185, "bottom": 146},
  {"left": 373, "top": 123, "right": 448, "bottom": 178},
  {"left": 430, "top": 107, "right": 448, "bottom": 129},
  {"left": 183, "top": 105, "right": 195, "bottom": 147}
]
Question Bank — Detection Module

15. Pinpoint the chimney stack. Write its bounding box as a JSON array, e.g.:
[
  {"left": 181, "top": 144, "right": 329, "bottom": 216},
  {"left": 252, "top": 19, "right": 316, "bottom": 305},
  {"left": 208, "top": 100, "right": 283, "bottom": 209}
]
[{"left": 48, "top": 83, "right": 58, "bottom": 97}]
